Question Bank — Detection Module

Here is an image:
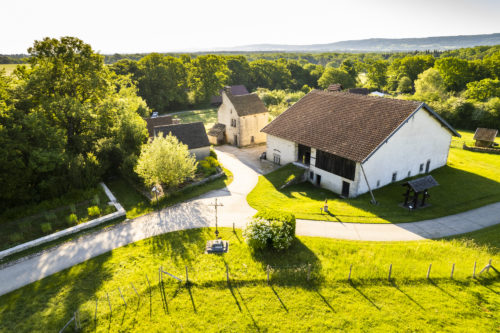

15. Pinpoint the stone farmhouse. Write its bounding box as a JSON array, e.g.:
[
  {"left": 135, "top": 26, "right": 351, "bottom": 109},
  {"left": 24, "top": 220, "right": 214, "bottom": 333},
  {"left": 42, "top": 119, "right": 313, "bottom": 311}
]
[
  {"left": 261, "top": 90, "right": 460, "bottom": 198},
  {"left": 154, "top": 122, "right": 210, "bottom": 160},
  {"left": 208, "top": 87, "right": 268, "bottom": 147}
]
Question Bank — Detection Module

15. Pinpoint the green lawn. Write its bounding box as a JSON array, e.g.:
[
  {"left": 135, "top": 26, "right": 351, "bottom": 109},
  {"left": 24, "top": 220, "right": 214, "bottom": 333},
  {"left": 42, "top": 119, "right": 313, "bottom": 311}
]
[
  {"left": 107, "top": 167, "right": 233, "bottom": 219},
  {"left": 0, "top": 64, "right": 29, "bottom": 76},
  {"left": 172, "top": 108, "right": 218, "bottom": 130},
  {"left": 0, "top": 187, "right": 115, "bottom": 251},
  {"left": 0, "top": 225, "right": 498, "bottom": 332},
  {"left": 247, "top": 139, "right": 500, "bottom": 223}
]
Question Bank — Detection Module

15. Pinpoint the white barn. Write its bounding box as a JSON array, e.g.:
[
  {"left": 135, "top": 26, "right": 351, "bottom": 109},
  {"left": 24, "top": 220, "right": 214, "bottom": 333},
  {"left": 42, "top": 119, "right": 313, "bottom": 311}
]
[{"left": 261, "top": 90, "right": 460, "bottom": 198}]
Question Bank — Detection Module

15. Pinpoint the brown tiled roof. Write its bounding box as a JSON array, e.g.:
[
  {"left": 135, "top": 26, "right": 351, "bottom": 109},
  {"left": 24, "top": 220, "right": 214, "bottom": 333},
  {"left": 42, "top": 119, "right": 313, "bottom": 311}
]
[
  {"left": 227, "top": 93, "right": 268, "bottom": 117},
  {"left": 473, "top": 128, "right": 498, "bottom": 142},
  {"left": 211, "top": 85, "right": 249, "bottom": 104},
  {"left": 262, "top": 90, "right": 458, "bottom": 163},
  {"left": 154, "top": 122, "right": 210, "bottom": 149},
  {"left": 208, "top": 123, "right": 226, "bottom": 136},
  {"left": 327, "top": 84, "right": 343, "bottom": 92},
  {"left": 145, "top": 115, "right": 173, "bottom": 137}
]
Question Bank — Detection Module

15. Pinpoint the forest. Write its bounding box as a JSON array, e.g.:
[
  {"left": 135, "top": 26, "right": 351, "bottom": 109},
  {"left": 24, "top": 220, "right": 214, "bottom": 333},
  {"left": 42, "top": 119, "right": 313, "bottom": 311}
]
[{"left": 1, "top": 38, "right": 499, "bottom": 210}]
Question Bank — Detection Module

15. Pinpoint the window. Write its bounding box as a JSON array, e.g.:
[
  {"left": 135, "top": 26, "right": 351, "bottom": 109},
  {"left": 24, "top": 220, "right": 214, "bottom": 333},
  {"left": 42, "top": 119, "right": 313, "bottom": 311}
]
[
  {"left": 315, "top": 149, "right": 355, "bottom": 180},
  {"left": 273, "top": 154, "right": 281, "bottom": 165},
  {"left": 231, "top": 119, "right": 237, "bottom": 127},
  {"left": 251, "top": 136, "right": 255, "bottom": 143},
  {"left": 407, "top": 171, "right": 411, "bottom": 178},
  {"left": 310, "top": 171, "right": 314, "bottom": 179},
  {"left": 392, "top": 172, "right": 397, "bottom": 182},
  {"left": 376, "top": 180, "right": 380, "bottom": 188},
  {"left": 419, "top": 163, "right": 424, "bottom": 173}
]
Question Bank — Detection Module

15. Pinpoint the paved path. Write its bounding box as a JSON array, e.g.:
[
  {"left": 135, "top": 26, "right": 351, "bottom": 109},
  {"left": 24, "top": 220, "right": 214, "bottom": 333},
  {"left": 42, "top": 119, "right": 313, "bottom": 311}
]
[{"left": 0, "top": 145, "right": 499, "bottom": 296}]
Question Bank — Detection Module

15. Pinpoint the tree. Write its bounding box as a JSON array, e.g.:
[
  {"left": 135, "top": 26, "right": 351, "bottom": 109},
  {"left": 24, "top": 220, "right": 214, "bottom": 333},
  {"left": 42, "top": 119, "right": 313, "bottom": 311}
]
[
  {"left": 386, "top": 55, "right": 434, "bottom": 92},
  {"left": 303, "top": 63, "right": 324, "bottom": 88},
  {"left": 364, "top": 59, "right": 389, "bottom": 90},
  {"left": 397, "top": 76, "right": 413, "bottom": 93},
  {"left": 110, "top": 59, "right": 140, "bottom": 79},
  {"left": 318, "top": 67, "right": 356, "bottom": 89},
  {"left": 464, "top": 79, "right": 500, "bottom": 101},
  {"left": 249, "top": 59, "right": 292, "bottom": 90},
  {"left": 187, "top": 55, "right": 229, "bottom": 104},
  {"left": 226, "top": 55, "right": 251, "bottom": 88},
  {"left": 435, "top": 57, "right": 472, "bottom": 92},
  {"left": 137, "top": 54, "right": 188, "bottom": 112},
  {"left": 340, "top": 59, "right": 358, "bottom": 81},
  {"left": 414, "top": 68, "right": 447, "bottom": 101},
  {"left": 135, "top": 134, "right": 197, "bottom": 189}
]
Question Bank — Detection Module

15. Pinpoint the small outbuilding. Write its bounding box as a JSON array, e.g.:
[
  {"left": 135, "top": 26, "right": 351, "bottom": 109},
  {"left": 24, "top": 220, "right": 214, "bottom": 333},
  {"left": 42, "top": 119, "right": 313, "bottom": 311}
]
[
  {"left": 154, "top": 122, "right": 210, "bottom": 160},
  {"left": 473, "top": 128, "right": 498, "bottom": 148},
  {"left": 402, "top": 175, "right": 439, "bottom": 209},
  {"left": 208, "top": 86, "right": 269, "bottom": 147}
]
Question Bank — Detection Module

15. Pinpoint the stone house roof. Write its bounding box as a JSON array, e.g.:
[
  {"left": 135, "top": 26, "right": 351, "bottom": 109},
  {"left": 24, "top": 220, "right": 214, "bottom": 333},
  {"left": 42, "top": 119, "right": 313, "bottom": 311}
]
[
  {"left": 262, "top": 90, "right": 459, "bottom": 163},
  {"left": 211, "top": 85, "right": 249, "bottom": 104},
  {"left": 207, "top": 123, "right": 226, "bottom": 137},
  {"left": 473, "top": 128, "right": 498, "bottom": 142},
  {"left": 154, "top": 122, "right": 210, "bottom": 150},
  {"left": 226, "top": 92, "right": 268, "bottom": 117}
]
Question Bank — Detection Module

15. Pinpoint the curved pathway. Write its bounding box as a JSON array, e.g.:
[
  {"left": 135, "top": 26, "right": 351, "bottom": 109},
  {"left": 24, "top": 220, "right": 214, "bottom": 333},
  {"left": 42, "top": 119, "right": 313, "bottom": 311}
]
[{"left": 0, "top": 145, "right": 499, "bottom": 296}]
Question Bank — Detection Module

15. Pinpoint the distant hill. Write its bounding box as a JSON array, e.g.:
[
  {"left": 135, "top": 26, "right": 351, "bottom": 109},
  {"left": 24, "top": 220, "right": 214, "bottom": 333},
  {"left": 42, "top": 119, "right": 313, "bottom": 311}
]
[{"left": 215, "top": 33, "right": 500, "bottom": 52}]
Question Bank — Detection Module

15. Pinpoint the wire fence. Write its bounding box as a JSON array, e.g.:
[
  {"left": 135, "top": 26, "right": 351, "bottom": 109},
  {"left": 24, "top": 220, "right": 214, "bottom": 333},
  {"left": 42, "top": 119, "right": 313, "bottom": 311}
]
[{"left": 59, "top": 259, "right": 498, "bottom": 332}]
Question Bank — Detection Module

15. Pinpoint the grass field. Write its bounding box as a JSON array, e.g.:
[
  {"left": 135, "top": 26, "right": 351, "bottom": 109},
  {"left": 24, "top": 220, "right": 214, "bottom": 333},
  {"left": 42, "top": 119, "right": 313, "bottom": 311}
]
[
  {"left": 172, "top": 108, "right": 218, "bottom": 130},
  {"left": 0, "top": 64, "right": 28, "bottom": 75},
  {"left": 0, "top": 224, "right": 498, "bottom": 332},
  {"left": 247, "top": 133, "right": 500, "bottom": 223}
]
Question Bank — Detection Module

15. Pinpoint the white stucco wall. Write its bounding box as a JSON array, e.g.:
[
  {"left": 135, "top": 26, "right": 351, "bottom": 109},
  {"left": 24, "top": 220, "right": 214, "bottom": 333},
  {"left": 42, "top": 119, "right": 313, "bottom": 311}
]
[
  {"left": 218, "top": 93, "right": 239, "bottom": 145},
  {"left": 239, "top": 113, "right": 268, "bottom": 146},
  {"left": 266, "top": 135, "right": 297, "bottom": 165},
  {"left": 356, "top": 107, "right": 453, "bottom": 196},
  {"left": 190, "top": 146, "right": 210, "bottom": 160}
]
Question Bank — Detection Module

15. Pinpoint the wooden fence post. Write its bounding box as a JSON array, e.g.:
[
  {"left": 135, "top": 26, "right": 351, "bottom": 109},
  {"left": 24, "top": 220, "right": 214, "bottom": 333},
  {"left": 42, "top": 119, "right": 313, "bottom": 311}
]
[
  {"left": 348, "top": 264, "right": 353, "bottom": 282},
  {"left": 450, "top": 263, "right": 455, "bottom": 279},
  {"left": 233, "top": 222, "right": 235, "bottom": 232},
  {"left": 473, "top": 261, "right": 476, "bottom": 278},
  {"left": 427, "top": 264, "right": 432, "bottom": 279},
  {"left": 266, "top": 265, "right": 270, "bottom": 285},
  {"left": 388, "top": 264, "right": 392, "bottom": 281}
]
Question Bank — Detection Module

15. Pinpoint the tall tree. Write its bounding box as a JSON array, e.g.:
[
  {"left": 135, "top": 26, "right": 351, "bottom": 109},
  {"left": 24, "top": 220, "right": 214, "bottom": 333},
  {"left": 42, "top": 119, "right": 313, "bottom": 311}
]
[
  {"left": 363, "top": 59, "right": 389, "bottom": 90},
  {"left": 249, "top": 59, "right": 292, "bottom": 90},
  {"left": 435, "top": 57, "right": 472, "bottom": 92},
  {"left": 187, "top": 55, "right": 229, "bottom": 104},
  {"left": 137, "top": 53, "right": 188, "bottom": 112},
  {"left": 226, "top": 55, "right": 251, "bottom": 88},
  {"left": 318, "top": 67, "right": 356, "bottom": 89}
]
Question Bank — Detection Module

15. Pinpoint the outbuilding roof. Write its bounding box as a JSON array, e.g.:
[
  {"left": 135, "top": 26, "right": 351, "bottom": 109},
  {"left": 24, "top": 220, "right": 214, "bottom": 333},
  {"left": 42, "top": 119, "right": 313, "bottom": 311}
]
[
  {"left": 154, "top": 122, "right": 210, "bottom": 150},
  {"left": 226, "top": 92, "right": 268, "bottom": 117},
  {"left": 473, "top": 128, "right": 498, "bottom": 142},
  {"left": 261, "top": 90, "right": 460, "bottom": 163},
  {"left": 145, "top": 115, "right": 173, "bottom": 137},
  {"left": 208, "top": 123, "right": 226, "bottom": 136}
]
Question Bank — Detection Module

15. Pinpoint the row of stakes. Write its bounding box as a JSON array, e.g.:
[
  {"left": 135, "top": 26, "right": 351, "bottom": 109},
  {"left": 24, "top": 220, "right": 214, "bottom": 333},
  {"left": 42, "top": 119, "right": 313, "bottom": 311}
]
[{"left": 90, "top": 260, "right": 496, "bottom": 322}]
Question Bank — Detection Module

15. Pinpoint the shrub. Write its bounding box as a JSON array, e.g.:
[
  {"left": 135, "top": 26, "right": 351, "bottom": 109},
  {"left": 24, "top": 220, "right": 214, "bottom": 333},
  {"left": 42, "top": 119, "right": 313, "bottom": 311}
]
[
  {"left": 197, "top": 158, "right": 216, "bottom": 176},
  {"left": 87, "top": 206, "right": 101, "bottom": 217},
  {"left": 92, "top": 194, "right": 100, "bottom": 206},
  {"left": 44, "top": 211, "right": 56, "bottom": 222},
  {"left": 9, "top": 232, "right": 23, "bottom": 243},
  {"left": 19, "top": 220, "right": 32, "bottom": 230},
  {"left": 244, "top": 209, "right": 296, "bottom": 251},
  {"left": 206, "top": 156, "right": 220, "bottom": 168},
  {"left": 41, "top": 222, "right": 52, "bottom": 233},
  {"left": 69, "top": 203, "right": 76, "bottom": 214},
  {"left": 66, "top": 213, "right": 78, "bottom": 226},
  {"left": 209, "top": 149, "right": 217, "bottom": 160}
]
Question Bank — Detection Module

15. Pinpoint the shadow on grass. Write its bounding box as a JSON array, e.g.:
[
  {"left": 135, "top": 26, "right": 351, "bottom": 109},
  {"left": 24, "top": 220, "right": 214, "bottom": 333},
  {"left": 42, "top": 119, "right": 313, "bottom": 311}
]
[
  {"left": 150, "top": 227, "right": 210, "bottom": 264},
  {"left": 349, "top": 281, "right": 381, "bottom": 310},
  {"left": 390, "top": 281, "right": 425, "bottom": 310},
  {"left": 444, "top": 223, "right": 500, "bottom": 255},
  {"left": 0, "top": 250, "right": 114, "bottom": 332},
  {"left": 232, "top": 283, "right": 261, "bottom": 332},
  {"left": 259, "top": 163, "right": 500, "bottom": 225},
  {"left": 315, "top": 290, "right": 335, "bottom": 312}
]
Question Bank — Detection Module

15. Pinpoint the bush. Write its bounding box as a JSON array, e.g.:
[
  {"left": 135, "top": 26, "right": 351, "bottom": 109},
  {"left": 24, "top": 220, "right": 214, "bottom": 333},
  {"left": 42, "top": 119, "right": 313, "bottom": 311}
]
[
  {"left": 66, "top": 213, "right": 78, "bottom": 226},
  {"left": 41, "top": 222, "right": 52, "bottom": 233},
  {"left": 206, "top": 156, "right": 220, "bottom": 168},
  {"left": 69, "top": 203, "right": 76, "bottom": 214},
  {"left": 92, "top": 194, "right": 100, "bottom": 206},
  {"left": 209, "top": 149, "right": 217, "bottom": 160},
  {"left": 244, "top": 209, "right": 296, "bottom": 251},
  {"left": 197, "top": 158, "right": 217, "bottom": 176},
  {"left": 87, "top": 206, "right": 101, "bottom": 217},
  {"left": 9, "top": 232, "right": 23, "bottom": 243},
  {"left": 44, "top": 211, "right": 56, "bottom": 222}
]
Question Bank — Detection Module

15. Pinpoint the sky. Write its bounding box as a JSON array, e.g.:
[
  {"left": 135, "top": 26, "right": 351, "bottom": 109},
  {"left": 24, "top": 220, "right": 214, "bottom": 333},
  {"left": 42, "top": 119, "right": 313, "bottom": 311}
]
[{"left": 1, "top": 0, "right": 500, "bottom": 54}]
